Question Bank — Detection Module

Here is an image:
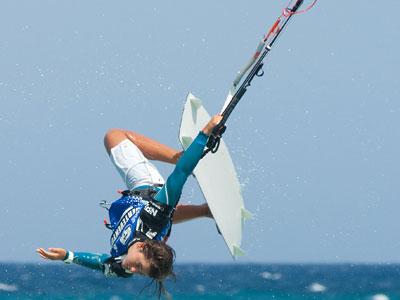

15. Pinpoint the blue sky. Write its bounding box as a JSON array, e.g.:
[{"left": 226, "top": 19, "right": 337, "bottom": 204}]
[{"left": 1, "top": 0, "right": 399, "bottom": 263}]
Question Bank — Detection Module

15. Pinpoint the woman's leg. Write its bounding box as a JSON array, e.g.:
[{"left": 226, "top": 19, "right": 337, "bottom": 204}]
[
  {"left": 172, "top": 203, "right": 213, "bottom": 224},
  {"left": 105, "top": 129, "right": 213, "bottom": 223},
  {"left": 104, "top": 129, "right": 182, "bottom": 164}
]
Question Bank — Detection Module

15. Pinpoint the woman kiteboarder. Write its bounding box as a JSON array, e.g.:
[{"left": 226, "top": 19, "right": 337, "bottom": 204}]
[{"left": 37, "top": 115, "right": 223, "bottom": 295}]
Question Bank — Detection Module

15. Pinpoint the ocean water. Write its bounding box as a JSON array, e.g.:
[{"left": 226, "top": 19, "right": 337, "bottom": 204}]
[{"left": 0, "top": 263, "right": 399, "bottom": 300}]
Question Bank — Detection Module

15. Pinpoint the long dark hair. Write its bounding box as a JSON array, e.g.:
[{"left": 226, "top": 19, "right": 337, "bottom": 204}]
[{"left": 142, "top": 240, "right": 176, "bottom": 298}]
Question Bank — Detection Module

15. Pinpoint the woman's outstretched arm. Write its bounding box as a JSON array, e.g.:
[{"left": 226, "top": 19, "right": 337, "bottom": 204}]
[{"left": 36, "top": 247, "right": 110, "bottom": 271}]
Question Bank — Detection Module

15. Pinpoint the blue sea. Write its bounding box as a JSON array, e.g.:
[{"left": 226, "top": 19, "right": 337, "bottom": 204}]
[{"left": 0, "top": 263, "right": 399, "bottom": 300}]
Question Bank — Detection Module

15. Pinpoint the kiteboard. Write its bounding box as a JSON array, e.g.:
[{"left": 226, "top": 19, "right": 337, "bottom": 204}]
[{"left": 179, "top": 93, "right": 253, "bottom": 258}]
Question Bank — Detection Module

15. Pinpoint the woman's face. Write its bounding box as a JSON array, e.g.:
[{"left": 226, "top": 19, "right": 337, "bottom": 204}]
[{"left": 122, "top": 242, "right": 151, "bottom": 276}]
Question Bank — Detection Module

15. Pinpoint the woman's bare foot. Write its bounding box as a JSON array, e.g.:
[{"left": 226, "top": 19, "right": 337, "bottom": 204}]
[{"left": 201, "top": 203, "right": 213, "bottom": 219}]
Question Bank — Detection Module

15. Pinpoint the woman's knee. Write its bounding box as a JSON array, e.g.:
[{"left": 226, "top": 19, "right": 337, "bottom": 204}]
[{"left": 104, "top": 128, "right": 127, "bottom": 154}]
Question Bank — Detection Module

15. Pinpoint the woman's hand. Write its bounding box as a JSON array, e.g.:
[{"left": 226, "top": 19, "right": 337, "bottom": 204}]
[
  {"left": 202, "top": 115, "right": 223, "bottom": 136},
  {"left": 36, "top": 247, "right": 67, "bottom": 261}
]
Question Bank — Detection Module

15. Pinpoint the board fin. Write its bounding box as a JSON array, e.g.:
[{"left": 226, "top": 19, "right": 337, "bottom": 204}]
[
  {"left": 181, "top": 136, "right": 193, "bottom": 149},
  {"left": 233, "top": 245, "right": 246, "bottom": 257},
  {"left": 189, "top": 94, "right": 202, "bottom": 110},
  {"left": 241, "top": 207, "right": 253, "bottom": 221}
]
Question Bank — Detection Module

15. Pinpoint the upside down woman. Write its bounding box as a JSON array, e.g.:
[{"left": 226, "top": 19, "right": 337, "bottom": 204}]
[{"left": 37, "top": 115, "right": 222, "bottom": 296}]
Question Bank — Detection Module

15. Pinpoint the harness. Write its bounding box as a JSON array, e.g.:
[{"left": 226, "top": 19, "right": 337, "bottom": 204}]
[
  {"left": 127, "top": 188, "right": 175, "bottom": 242},
  {"left": 101, "top": 186, "right": 175, "bottom": 246},
  {"left": 99, "top": 187, "right": 175, "bottom": 277}
]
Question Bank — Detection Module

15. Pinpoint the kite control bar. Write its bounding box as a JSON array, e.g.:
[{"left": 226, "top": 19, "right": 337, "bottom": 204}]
[{"left": 202, "top": 0, "right": 317, "bottom": 158}]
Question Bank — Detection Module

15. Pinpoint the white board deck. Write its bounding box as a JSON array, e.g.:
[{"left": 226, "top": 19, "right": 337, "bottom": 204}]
[{"left": 179, "top": 93, "right": 252, "bottom": 258}]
